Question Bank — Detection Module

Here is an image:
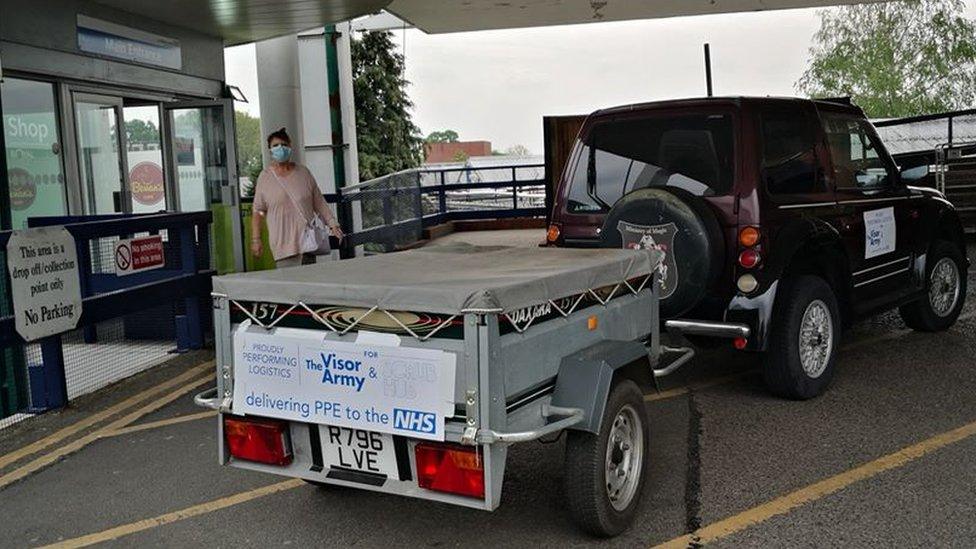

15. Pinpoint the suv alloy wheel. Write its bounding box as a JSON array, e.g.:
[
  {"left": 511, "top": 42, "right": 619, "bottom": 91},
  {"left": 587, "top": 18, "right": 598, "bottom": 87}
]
[{"left": 763, "top": 275, "right": 841, "bottom": 399}]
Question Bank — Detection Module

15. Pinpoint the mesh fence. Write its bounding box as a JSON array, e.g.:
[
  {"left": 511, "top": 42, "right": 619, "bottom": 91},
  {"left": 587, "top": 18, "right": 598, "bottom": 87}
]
[
  {"left": 342, "top": 165, "right": 546, "bottom": 253},
  {"left": 0, "top": 243, "right": 30, "bottom": 430},
  {"left": 876, "top": 115, "right": 976, "bottom": 155},
  {"left": 0, "top": 220, "right": 211, "bottom": 432},
  {"left": 349, "top": 170, "right": 424, "bottom": 253}
]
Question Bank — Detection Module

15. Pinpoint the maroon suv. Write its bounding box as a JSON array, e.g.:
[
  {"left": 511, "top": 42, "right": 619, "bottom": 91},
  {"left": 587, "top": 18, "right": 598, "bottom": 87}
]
[{"left": 548, "top": 96, "right": 969, "bottom": 399}]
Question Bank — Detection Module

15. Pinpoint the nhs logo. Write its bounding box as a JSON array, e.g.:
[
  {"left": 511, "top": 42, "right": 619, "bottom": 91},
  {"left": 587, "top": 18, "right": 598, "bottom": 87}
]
[{"left": 393, "top": 408, "right": 437, "bottom": 434}]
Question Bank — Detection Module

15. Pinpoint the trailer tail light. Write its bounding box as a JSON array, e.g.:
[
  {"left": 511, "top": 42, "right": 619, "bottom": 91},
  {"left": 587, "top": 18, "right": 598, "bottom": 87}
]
[
  {"left": 224, "top": 416, "right": 292, "bottom": 466},
  {"left": 738, "top": 226, "right": 761, "bottom": 247},
  {"left": 733, "top": 337, "right": 748, "bottom": 350},
  {"left": 415, "top": 442, "right": 485, "bottom": 499}
]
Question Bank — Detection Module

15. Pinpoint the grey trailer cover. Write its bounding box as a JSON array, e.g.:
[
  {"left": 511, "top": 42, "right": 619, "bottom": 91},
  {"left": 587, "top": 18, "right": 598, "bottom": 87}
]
[{"left": 213, "top": 244, "right": 663, "bottom": 315}]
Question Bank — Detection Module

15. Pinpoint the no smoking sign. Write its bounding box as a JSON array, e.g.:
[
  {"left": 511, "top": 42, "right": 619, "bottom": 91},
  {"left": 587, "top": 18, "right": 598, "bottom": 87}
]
[{"left": 114, "top": 235, "right": 165, "bottom": 276}]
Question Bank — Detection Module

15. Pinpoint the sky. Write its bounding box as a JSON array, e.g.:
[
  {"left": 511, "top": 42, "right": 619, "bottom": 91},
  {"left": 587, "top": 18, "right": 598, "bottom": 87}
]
[{"left": 224, "top": 2, "right": 976, "bottom": 155}]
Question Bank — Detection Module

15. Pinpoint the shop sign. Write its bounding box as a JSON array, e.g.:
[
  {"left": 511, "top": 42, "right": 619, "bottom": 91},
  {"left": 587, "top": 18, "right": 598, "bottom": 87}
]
[
  {"left": 129, "top": 162, "right": 165, "bottom": 206},
  {"left": 6, "top": 228, "right": 83, "bottom": 341},
  {"left": 77, "top": 15, "right": 182, "bottom": 70},
  {"left": 8, "top": 168, "right": 37, "bottom": 210},
  {"left": 114, "top": 235, "right": 165, "bottom": 276}
]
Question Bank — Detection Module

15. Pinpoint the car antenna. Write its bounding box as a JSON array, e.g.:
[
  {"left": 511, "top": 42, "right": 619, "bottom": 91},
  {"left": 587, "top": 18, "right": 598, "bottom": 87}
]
[{"left": 704, "top": 43, "right": 714, "bottom": 97}]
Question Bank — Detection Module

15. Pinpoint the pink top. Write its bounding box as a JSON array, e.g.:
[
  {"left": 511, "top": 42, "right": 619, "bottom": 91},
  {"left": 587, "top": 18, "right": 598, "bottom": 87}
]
[{"left": 253, "top": 164, "right": 337, "bottom": 261}]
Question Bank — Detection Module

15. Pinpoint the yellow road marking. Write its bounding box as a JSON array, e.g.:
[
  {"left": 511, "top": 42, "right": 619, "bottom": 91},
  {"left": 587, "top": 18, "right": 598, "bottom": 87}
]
[
  {"left": 102, "top": 411, "right": 216, "bottom": 438},
  {"left": 0, "top": 361, "right": 213, "bottom": 472},
  {"left": 39, "top": 479, "right": 304, "bottom": 549},
  {"left": 0, "top": 375, "right": 212, "bottom": 490},
  {"left": 653, "top": 418, "right": 976, "bottom": 548}
]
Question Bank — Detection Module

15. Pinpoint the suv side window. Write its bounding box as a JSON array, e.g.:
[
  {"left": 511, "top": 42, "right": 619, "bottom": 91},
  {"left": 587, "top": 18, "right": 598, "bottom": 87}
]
[
  {"left": 820, "top": 113, "right": 892, "bottom": 193},
  {"left": 760, "top": 107, "right": 822, "bottom": 195}
]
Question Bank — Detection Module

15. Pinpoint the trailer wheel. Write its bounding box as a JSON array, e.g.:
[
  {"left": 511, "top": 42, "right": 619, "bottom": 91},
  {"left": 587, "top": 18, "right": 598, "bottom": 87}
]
[{"left": 563, "top": 379, "right": 649, "bottom": 537}]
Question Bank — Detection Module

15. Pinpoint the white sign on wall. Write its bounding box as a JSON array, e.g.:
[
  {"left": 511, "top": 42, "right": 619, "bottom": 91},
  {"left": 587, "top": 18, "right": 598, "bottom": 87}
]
[
  {"left": 863, "top": 207, "right": 896, "bottom": 259},
  {"left": 232, "top": 327, "right": 457, "bottom": 441},
  {"left": 6, "top": 227, "right": 83, "bottom": 341}
]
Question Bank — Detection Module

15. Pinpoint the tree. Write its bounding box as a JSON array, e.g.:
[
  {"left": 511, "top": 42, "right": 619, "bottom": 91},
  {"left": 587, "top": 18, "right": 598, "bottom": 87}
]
[
  {"left": 352, "top": 31, "right": 424, "bottom": 181},
  {"left": 124, "top": 119, "right": 159, "bottom": 146},
  {"left": 235, "top": 110, "right": 263, "bottom": 196},
  {"left": 797, "top": 0, "right": 976, "bottom": 118},
  {"left": 426, "top": 130, "right": 459, "bottom": 143},
  {"left": 505, "top": 144, "right": 531, "bottom": 156}
]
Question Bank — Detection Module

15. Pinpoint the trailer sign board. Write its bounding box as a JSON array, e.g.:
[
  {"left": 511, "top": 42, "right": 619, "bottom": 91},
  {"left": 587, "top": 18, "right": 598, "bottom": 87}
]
[
  {"left": 6, "top": 227, "right": 82, "bottom": 341},
  {"left": 114, "top": 235, "right": 164, "bottom": 276},
  {"left": 232, "top": 327, "right": 457, "bottom": 441}
]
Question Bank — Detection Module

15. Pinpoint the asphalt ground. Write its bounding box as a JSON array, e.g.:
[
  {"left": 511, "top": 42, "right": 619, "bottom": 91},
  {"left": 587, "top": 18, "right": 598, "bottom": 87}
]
[{"left": 0, "top": 242, "right": 973, "bottom": 548}]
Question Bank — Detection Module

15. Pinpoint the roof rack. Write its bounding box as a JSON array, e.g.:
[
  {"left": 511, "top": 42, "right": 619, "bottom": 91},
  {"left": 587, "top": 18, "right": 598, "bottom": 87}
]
[{"left": 815, "top": 96, "right": 854, "bottom": 106}]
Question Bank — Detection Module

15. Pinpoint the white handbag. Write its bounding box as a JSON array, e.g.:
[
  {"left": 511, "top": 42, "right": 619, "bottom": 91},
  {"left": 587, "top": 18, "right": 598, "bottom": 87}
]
[{"left": 272, "top": 169, "right": 332, "bottom": 255}]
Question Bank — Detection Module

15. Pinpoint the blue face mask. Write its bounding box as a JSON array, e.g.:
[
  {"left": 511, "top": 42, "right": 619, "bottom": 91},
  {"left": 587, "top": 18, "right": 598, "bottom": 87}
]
[{"left": 270, "top": 144, "right": 292, "bottom": 163}]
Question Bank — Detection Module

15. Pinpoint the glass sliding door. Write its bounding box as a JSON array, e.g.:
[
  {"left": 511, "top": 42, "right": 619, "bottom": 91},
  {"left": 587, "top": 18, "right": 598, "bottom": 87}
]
[
  {"left": 1, "top": 78, "right": 68, "bottom": 229},
  {"left": 165, "top": 99, "right": 242, "bottom": 272},
  {"left": 123, "top": 104, "right": 167, "bottom": 213},
  {"left": 74, "top": 94, "right": 128, "bottom": 214}
]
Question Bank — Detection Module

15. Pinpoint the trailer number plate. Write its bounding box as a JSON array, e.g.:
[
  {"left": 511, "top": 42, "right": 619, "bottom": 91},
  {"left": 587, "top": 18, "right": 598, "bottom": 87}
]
[{"left": 321, "top": 426, "right": 399, "bottom": 480}]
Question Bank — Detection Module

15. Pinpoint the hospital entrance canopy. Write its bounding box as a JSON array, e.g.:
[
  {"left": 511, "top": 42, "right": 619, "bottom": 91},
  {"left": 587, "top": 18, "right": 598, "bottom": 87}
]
[{"left": 88, "top": 0, "right": 887, "bottom": 44}]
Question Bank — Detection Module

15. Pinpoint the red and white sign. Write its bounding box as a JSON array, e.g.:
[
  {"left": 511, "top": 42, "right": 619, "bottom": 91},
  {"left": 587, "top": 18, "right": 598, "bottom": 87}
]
[
  {"left": 115, "top": 235, "right": 165, "bottom": 276},
  {"left": 129, "top": 161, "right": 165, "bottom": 206}
]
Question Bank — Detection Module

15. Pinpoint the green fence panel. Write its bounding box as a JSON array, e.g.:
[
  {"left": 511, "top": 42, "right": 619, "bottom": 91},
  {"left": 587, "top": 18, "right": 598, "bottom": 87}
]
[
  {"left": 211, "top": 204, "right": 237, "bottom": 275},
  {"left": 241, "top": 203, "right": 276, "bottom": 272}
]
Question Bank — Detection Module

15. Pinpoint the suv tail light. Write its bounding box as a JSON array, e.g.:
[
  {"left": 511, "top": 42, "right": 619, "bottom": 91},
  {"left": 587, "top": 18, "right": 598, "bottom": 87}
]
[
  {"left": 224, "top": 416, "right": 292, "bottom": 466},
  {"left": 738, "top": 249, "right": 762, "bottom": 269},
  {"left": 546, "top": 224, "right": 561, "bottom": 243},
  {"left": 415, "top": 442, "right": 485, "bottom": 499},
  {"left": 738, "top": 226, "right": 761, "bottom": 247}
]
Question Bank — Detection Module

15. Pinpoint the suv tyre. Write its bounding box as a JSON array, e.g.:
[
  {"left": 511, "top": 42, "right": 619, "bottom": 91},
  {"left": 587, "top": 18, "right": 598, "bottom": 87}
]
[
  {"left": 563, "top": 379, "right": 649, "bottom": 537},
  {"left": 899, "top": 240, "right": 967, "bottom": 332},
  {"left": 763, "top": 275, "right": 840, "bottom": 400}
]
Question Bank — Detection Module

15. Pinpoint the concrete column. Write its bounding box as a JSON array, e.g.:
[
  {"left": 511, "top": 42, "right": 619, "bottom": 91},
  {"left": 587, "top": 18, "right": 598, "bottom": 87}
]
[
  {"left": 336, "top": 22, "right": 361, "bottom": 188},
  {"left": 255, "top": 34, "right": 304, "bottom": 165}
]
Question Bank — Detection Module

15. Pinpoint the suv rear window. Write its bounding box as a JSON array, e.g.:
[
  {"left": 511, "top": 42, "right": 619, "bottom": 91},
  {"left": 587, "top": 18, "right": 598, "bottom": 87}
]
[
  {"left": 565, "top": 113, "right": 735, "bottom": 214},
  {"left": 760, "top": 107, "right": 824, "bottom": 195}
]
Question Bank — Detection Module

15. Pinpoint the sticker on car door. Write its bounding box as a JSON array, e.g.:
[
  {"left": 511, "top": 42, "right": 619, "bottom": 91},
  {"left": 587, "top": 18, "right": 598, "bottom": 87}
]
[{"left": 863, "top": 207, "right": 896, "bottom": 259}]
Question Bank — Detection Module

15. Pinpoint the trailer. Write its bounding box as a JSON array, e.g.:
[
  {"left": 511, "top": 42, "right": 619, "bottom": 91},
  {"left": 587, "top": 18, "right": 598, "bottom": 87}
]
[{"left": 195, "top": 243, "right": 689, "bottom": 536}]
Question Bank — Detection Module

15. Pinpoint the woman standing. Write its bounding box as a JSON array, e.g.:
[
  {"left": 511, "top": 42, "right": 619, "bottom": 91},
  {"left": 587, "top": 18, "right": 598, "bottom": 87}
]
[{"left": 251, "top": 128, "right": 344, "bottom": 268}]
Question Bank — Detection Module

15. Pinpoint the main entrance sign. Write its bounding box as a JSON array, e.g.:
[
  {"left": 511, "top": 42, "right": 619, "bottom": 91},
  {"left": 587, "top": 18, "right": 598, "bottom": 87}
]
[{"left": 6, "top": 227, "right": 83, "bottom": 341}]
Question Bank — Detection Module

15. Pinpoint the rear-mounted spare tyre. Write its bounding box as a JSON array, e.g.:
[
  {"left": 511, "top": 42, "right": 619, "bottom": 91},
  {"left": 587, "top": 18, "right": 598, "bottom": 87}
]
[{"left": 599, "top": 187, "right": 724, "bottom": 318}]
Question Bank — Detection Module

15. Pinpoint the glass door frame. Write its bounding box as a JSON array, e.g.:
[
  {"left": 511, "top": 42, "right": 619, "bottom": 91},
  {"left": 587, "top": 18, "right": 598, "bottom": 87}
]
[
  {"left": 162, "top": 98, "right": 240, "bottom": 210},
  {"left": 71, "top": 92, "right": 131, "bottom": 214},
  {"left": 162, "top": 98, "right": 243, "bottom": 271}
]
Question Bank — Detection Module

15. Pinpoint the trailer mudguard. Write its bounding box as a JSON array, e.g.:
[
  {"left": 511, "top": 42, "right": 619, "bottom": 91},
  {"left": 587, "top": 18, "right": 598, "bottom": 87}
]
[{"left": 550, "top": 339, "right": 651, "bottom": 435}]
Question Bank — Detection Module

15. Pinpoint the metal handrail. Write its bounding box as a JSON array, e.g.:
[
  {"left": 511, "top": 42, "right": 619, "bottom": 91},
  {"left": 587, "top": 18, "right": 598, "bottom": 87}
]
[{"left": 473, "top": 404, "right": 584, "bottom": 444}]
